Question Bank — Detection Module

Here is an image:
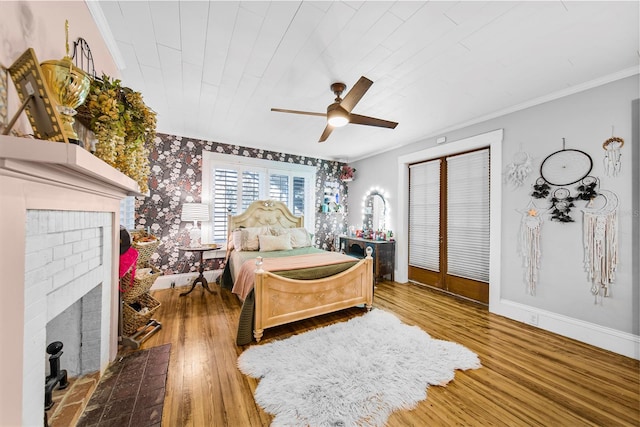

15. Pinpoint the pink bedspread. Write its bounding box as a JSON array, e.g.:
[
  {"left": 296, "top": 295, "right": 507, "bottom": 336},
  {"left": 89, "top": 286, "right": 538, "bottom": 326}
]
[{"left": 232, "top": 252, "right": 357, "bottom": 301}]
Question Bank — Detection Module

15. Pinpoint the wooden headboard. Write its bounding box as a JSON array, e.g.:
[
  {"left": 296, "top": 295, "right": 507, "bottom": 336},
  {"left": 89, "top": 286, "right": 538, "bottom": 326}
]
[{"left": 227, "top": 200, "right": 304, "bottom": 239}]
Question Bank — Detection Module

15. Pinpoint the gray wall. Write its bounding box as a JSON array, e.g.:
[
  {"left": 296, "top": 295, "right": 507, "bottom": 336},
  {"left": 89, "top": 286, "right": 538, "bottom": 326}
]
[{"left": 348, "top": 75, "right": 639, "bottom": 353}]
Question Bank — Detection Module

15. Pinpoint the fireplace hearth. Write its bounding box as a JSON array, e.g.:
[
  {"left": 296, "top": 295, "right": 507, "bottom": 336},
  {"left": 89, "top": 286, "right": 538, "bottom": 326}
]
[{"left": 0, "top": 135, "right": 141, "bottom": 426}]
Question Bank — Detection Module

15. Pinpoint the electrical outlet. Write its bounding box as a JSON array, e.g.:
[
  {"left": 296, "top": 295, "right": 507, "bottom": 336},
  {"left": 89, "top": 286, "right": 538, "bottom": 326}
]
[{"left": 529, "top": 313, "right": 539, "bottom": 326}]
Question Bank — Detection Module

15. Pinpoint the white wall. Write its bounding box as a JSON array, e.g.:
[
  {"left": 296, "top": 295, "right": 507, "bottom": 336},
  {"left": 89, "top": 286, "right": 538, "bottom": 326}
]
[
  {"left": 349, "top": 75, "right": 639, "bottom": 358},
  {"left": 0, "top": 1, "right": 119, "bottom": 134}
]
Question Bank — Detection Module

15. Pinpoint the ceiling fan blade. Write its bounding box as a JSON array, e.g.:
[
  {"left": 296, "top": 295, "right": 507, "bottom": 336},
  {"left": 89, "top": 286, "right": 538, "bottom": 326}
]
[
  {"left": 339, "top": 76, "right": 373, "bottom": 113},
  {"left": 318, "top": 124, "right": 334, "bottom": 142},
  {"left": 349, "top": 113, "right": 398, "bottom": 129},
  {"left": 271, "top": 108, "right": 326, "bottom": 118}
]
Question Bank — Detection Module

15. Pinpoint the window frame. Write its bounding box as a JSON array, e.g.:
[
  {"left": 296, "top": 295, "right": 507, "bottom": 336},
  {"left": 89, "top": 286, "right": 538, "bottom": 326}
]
[{"left": 202, "top": 152, "right": 316, "bottom": 244}]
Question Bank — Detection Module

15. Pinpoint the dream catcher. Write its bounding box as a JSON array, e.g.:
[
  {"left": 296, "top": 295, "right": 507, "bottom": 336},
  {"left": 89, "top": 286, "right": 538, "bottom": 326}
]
[
  {"left": 582, "top": 189, "right": 619, "bottom": 302},
  {"left": 602, "top": 136, "right": 624, "bottom": 177},
  {"left": 505, "top": 151, "right": 533, "bottom": 187},
  {"left": 517, "top": 200, "right": 544, "bottom": 295},
  {"left": 531, "top": 139, "right": 595, "bottom": 223}
]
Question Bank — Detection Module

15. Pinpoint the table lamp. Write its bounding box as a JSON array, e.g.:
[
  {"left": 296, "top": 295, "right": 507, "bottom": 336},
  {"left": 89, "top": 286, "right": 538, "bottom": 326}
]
[{"left": 181, "top": 203, "right": 209, "bottom": 247}]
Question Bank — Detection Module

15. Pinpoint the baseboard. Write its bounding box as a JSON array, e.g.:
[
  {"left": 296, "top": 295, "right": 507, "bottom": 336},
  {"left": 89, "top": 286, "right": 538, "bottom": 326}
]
[
  {"left": 151, "top": 270, "right": 222, "bottom": 290},
  {"left": 493, "top": 299, "right": 640, "bottom": 360}
]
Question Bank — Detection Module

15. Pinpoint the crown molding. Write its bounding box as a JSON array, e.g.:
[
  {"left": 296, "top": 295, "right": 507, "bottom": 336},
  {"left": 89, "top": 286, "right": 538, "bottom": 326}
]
[{"left": 85, "top": 1, "right": 126, "bottom": 71}]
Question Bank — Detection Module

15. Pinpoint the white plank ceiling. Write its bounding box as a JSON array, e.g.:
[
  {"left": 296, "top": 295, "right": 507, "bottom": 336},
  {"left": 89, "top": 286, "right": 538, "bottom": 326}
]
[{"left": 89, "top": 1, "right": 639, "bottom": 161}]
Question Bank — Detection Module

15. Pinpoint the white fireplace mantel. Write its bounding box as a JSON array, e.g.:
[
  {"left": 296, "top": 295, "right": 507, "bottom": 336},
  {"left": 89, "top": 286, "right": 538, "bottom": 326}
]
[{"left": 0, "top": 135, "right": 141, "bottom": 426}]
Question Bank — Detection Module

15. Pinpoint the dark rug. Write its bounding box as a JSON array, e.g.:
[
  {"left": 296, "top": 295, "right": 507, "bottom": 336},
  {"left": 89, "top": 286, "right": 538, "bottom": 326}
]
[{"left": 77, "top": 343, "right": 171, "bottom": 427}]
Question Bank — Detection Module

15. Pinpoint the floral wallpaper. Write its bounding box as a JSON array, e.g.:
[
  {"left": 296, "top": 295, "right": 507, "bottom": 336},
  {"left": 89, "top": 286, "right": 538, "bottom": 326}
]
[{"left": 136, "top": 133, "right": 350, "bottom": 274}]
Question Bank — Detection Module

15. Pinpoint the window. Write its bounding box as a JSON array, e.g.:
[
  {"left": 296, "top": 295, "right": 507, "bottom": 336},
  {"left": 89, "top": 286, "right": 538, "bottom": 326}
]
[
  {"left": 408, "top": 148, "right": 490, "bottom": 303},
  {"left": 409, "top": 160, "right": 440, "bottom": 271},
  {"left": 292, "top": 177, "right": 305, "bottom": 217},
  {"left": 269, "top": 174, "right": 289, "bottom": 203},
  {"left": 446, "top": 149, "right": 490, "bottom": 282},
  {"left": 202, "top": 153, "right": 316, "bottom": 243},
  {"left": 212, "top": 168, "right": 238, "bottom": 240},
  {"left": 120, "top": 196, "right": 135, "bottom": 230}
]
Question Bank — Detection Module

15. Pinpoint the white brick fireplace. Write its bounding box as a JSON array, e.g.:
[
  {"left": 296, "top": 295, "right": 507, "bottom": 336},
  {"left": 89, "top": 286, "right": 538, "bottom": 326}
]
[
  {"left": 27, "top": 210, "right": 111, "bottom": 381},
  {"left": 0, "top": 135, "right": 140, "bottom": 426}
]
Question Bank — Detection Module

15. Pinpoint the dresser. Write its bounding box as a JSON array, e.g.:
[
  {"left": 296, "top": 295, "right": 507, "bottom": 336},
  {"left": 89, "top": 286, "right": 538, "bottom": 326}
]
[{"left": 339, "top": 236, "right": 395, "bottom": 282}]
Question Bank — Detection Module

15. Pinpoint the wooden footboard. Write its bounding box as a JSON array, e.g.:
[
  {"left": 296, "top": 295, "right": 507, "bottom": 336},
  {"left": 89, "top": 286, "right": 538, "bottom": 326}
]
[{"left": 253, "top": 251, "right": 374, "bottom": 342}]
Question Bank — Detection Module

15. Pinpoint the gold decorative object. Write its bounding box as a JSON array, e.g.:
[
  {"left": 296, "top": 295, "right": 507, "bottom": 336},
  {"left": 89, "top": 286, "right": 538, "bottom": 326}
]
[
  {"left": 40, "top": 20, "right": 90, "bottom": 145},
  {"left": 5, "top": 48, "right": 67, "bottom": 141},
  {"left": 0, "top": 67, "right": 7, "bottom": 128}
]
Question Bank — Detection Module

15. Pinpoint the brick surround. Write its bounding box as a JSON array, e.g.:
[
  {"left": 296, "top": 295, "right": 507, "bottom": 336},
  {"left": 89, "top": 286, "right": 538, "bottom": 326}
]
[
  {"left": 24, "top": 210, "right": 112, "bottom": 381},
  {"left": 0, "top": 136, "right": 140, "bottom": 426}
]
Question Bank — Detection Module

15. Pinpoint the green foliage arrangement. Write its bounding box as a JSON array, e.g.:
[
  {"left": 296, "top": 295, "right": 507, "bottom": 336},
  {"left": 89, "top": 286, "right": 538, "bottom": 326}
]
[{"left": 79, "top": 75, "right": 156, "bottom": 193}]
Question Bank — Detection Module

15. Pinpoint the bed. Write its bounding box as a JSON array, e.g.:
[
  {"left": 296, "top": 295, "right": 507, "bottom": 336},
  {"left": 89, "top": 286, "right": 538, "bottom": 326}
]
[{"left": 219, "top": 200, "right": 373, "bottom": 345}]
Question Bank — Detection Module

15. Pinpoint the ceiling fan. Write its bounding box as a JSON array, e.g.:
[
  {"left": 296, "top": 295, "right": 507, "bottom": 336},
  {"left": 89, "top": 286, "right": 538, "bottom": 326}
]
[{"left": 271, "top": 76, "right": 398, "bottom": 142}]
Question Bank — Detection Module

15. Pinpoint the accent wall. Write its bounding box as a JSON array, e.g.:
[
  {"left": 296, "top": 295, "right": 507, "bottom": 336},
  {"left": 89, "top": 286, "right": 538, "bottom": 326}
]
[{"left": 136, "top": 133, "right": 349, "bottom": 274}]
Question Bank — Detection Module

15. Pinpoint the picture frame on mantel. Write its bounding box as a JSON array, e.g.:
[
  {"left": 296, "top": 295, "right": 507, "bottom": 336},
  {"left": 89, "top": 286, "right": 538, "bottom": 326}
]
[
  {"left": 0, "top": 66, "right": 8, "bottom": 129},
  {"left": 5, "top": 48, "right": 68, "bottom": 142}
]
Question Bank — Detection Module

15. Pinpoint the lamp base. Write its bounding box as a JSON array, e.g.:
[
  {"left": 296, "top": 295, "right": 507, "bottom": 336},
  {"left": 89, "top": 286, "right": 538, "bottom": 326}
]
[{"left": 188, "top": 227, "right": 202, "bottom": 247}]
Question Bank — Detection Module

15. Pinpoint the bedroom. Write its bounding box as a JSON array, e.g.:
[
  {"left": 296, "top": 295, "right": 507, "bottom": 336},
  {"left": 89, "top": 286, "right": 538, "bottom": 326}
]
[{"left": 0, "top": 1, "right": 638, "bottom": 426}]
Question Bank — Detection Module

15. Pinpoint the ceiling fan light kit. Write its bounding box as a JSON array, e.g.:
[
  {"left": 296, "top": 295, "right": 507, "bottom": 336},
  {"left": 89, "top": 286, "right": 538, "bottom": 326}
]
[
  {"left": 271, "top": 76, "right": 398, "bottom": 142},
  {"left": 327, "top": 103, "right": 348, "bottom": 127}
]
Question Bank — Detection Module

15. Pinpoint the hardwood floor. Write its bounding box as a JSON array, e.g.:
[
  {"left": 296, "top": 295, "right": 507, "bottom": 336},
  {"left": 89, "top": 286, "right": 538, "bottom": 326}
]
[{"left": 139, "top": 281, "right": 639, "bottom": 426}]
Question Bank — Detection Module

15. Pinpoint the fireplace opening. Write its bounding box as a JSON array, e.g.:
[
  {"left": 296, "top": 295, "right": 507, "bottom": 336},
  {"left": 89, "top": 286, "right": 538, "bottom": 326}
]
[
  {"left": 44, "top": 283, "right": 102, "bottom": 423},
  {"left": 21, "top": 209, "right": 114, "bottom": 426},
  {"left": 45, "top": 284, "right": 103, "bottom": 380}
]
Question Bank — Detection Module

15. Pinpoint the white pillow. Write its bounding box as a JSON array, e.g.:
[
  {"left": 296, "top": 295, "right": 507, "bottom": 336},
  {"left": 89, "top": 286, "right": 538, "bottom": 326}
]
[
  {"left": 272, "top": 227, "right": 312, "bottom": 248},
  {"left": 259, "top": 234, "right": 292, "bottom": 252},
  {"left": 232, "top": 226, "right": 271, "bottom": 251}
]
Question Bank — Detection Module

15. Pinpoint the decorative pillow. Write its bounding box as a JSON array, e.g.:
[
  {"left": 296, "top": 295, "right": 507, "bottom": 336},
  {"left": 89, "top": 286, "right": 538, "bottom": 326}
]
[
  {"left": 259, "top": 234, "right": 292, "bottom": 252},
  {"left": 232, "top": 226, "right": 271, "bottom": 251},
  {"left": 272, "top": 227, "right": 312, "bottom": 248}
]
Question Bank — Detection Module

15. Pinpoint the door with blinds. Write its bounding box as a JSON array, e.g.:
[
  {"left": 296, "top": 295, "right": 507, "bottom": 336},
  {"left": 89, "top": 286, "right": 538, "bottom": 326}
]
[{"left": 408, "top": 148, "right": 490, "bottom": 304}]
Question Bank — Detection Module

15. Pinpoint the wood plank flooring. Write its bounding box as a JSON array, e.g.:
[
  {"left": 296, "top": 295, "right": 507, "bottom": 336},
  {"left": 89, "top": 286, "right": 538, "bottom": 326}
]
[{"left": 140, "top": 281, "right": 639, "bottom": 426}]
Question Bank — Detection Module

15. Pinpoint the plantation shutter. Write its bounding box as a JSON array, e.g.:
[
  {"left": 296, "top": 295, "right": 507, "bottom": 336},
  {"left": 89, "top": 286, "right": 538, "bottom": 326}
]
[
  {"left": 446, "top": 149, "right": 490, "bottom": 282},
  {"left": 269, "top": 174, "right": 289, "bottom": 203},
  {"left": 292, "top": 176, "right": 305, "bottom": 216},
  {"left": 409, "top": 160, "right": 440, "bottom": 271},
  {"left": 242, "top": 171, "right": 261, "bottom": 210},
  {"left": 213, "top": 168, "right": 238, "bottom": 241}
]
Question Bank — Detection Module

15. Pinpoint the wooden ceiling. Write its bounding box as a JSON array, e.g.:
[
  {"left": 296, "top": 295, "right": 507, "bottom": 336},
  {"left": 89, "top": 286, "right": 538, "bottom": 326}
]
[{"left": 89, "top": 1, "right": 639, "bottom": 160}]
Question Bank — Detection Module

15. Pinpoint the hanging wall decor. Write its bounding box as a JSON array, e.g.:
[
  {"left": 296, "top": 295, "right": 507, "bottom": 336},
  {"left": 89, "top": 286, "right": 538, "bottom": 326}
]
[
  {"left": 582, "top": 189, "right": 619, "bottom": 302},
  {"left": 531, "top": 139, "right": 596, "bottom": 223},
  {"left": 576, "top": 176, "right": 599, "bottom": 201},
  {"left": 531, "top": 177, "right": 550, "bottom": 199},
  {"left": 549, "top": 188, "right": 575, "bottom": 223},
  {"left": 517, "top": 200, "right": 544, "bottom": 295},
  {"left": 539, "top": 139, "right": 592, "bottom": 186},
  {"left": 602, "top": 136, "right": 624, "bottom": 177},
  {"left": 505, "top": 151, "right": 533, "bottom": 187}
]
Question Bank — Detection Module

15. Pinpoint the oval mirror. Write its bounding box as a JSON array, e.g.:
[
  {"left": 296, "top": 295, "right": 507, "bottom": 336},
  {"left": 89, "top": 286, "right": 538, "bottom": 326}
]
[{"left": 363, "top": 190, "right": 386, "bottom": 231}]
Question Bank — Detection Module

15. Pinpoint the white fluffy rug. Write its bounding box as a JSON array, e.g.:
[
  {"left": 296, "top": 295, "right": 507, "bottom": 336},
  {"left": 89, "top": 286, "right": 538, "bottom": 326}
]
[{"left": 237, "top": 309, "right": 481, "bottom": 426}]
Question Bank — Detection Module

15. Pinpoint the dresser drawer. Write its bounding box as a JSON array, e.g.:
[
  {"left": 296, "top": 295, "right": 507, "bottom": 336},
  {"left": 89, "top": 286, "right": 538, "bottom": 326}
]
[{"left": 339, "top": 236, "right": 395, "bottom": 282}]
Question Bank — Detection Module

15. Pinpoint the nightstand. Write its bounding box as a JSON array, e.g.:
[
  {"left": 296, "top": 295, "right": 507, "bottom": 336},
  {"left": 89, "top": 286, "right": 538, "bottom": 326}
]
[{"left": 177, "top": 246, "right": 218, "bottom": 296}]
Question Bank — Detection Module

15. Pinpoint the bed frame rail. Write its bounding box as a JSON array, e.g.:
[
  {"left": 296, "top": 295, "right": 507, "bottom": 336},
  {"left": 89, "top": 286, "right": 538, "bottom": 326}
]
[{"left": 253, "top": 250, "right": 373, "bottom": 342}]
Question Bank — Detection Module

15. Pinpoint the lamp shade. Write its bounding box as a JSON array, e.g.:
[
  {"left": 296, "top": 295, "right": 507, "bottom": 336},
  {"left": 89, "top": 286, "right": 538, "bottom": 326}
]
[{"left": 181, "top": 203, "right": 210, "bottom": 222}]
